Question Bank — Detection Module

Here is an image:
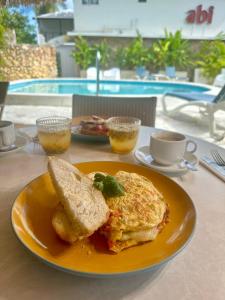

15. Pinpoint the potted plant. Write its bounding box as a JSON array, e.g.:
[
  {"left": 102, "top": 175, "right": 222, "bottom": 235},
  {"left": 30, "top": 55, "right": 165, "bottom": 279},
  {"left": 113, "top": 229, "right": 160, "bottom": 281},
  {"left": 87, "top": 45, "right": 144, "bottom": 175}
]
[
  {"left": 71, "top": 36, "right": 95, "bottom": 77},
  {"left": 152, "top": 30, "right": 190, "bottom": 78},
  {"left": 123, "top": 33, "right": 151, "bottom": 79},
  {"left": 72, "top": 37, "right": 111, "bottom": 77},
  {"left": 195, "top": 38, "right": 225, "bottom": 84},
  {"left": 92, "top": 39, "right": 111, "bottom": 70},
  {"left": 114, "top": 47, "right": 134, "bottom": 79}
]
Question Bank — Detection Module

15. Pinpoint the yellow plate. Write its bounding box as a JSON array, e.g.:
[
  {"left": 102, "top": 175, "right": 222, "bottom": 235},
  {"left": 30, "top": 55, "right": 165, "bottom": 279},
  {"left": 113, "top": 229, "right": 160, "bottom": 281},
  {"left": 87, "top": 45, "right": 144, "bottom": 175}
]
[{"left": 11, "top": 161, "right": 196, "bottom": 277}]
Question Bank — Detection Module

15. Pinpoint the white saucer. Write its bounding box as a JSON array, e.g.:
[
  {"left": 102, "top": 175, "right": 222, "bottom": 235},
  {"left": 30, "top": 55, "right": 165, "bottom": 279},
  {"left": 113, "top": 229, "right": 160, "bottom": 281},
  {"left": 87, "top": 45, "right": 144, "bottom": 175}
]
[
  {"left": 135, "top": 146, "right": 198, "bottom": 176},
  {"left": 0, "top": 132, "right": 30, "bottom": 156}
]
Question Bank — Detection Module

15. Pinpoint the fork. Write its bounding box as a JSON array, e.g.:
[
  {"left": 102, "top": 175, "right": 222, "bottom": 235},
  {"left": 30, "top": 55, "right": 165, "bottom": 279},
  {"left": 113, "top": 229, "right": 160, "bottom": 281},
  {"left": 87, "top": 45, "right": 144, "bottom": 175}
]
[{"left": 210, "top": 149, "right": 225, "bottom": 166}]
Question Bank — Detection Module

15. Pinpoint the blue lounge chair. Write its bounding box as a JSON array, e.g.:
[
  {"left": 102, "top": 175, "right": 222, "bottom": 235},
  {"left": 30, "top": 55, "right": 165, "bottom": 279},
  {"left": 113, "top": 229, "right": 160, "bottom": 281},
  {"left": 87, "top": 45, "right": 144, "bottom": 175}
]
[{"left": 161, "top": 85, "right": 225, "bottom": 137}]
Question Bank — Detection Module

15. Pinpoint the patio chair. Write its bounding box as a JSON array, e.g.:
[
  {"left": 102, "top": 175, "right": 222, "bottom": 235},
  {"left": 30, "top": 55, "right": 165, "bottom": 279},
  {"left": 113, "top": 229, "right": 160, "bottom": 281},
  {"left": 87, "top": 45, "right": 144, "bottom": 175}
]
[
  {"left": 72, "top": 94, "right": 157, "bottom": 126},
  {"left": 103, "top": 68, "right": 121, "bottom": 80},
  {"left": 161, "top": 85, "right": 225, "bottom": 137},
  {"left": 0, "top": 81, "right": 9, "bottom": 120},
  {"left": 86, "top": 67, "right": 104, "bottom": 93},
  {"left": 86, "top": 67, "right": 103, "bottom": 80}
]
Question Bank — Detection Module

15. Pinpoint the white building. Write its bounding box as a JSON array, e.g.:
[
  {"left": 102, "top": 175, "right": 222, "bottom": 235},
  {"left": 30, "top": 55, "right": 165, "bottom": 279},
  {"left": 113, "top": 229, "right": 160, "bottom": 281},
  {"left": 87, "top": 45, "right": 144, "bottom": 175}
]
[
  {"left": 69, "top": 0, "right": 225, "bottom": 40},
  {"left": 37, "top": 10, "right": 74, "bottom": 42}
]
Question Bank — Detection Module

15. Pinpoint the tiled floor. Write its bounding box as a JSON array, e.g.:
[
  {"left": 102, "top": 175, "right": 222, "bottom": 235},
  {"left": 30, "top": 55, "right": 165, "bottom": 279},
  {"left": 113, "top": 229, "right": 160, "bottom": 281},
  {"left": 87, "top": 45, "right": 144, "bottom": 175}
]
[{"left": 2, "top": 95, "right": 225, "bottom": 148}]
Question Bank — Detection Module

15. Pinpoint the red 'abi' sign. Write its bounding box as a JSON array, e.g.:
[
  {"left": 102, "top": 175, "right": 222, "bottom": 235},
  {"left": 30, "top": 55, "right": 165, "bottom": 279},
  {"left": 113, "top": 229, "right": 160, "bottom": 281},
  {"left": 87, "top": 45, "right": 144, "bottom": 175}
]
[{"left": 186, "top": 5, "right": 214, "bottom": 24}]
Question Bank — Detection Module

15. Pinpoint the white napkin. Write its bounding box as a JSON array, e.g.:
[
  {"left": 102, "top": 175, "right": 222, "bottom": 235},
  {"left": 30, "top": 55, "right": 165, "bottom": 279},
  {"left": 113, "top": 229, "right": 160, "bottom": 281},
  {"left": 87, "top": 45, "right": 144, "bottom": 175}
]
[{"left": 200, "top": 155, "right": 225, "bottom": 182}]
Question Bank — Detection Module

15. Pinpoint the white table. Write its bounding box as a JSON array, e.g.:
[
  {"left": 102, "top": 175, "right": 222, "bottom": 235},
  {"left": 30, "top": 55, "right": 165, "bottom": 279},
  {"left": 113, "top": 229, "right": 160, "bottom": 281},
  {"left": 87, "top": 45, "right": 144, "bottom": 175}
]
[{"left": 0, "top": 126, "right": 225, "bottom": 300}]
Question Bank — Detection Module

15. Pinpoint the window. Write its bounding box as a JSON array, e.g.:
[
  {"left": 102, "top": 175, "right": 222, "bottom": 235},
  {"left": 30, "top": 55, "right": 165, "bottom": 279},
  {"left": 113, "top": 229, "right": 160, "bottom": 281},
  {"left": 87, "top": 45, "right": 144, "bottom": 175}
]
[{"left": 82, "top": 0, "right": 99, "bottom": 4}]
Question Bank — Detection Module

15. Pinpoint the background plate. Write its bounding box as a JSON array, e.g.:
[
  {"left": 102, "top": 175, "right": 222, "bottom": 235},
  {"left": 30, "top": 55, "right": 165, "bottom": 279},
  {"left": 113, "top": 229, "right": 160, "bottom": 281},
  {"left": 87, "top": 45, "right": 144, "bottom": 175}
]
[
  {"left": 11, "top": 161, "right": 196, "bottom": 277},
  {"left": 71, "top": 126, "right": 109, "bottom": 143}
]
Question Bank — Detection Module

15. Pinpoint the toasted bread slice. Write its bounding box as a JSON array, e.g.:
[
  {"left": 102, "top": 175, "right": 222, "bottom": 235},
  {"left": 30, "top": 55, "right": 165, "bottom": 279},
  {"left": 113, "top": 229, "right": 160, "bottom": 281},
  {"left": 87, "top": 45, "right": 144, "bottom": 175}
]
[
  {"left": 48, "top": 157, "right": 109, "bottom": 241},
  {"left": 52, "top": 204, "right": 78, "bottom": 243}
]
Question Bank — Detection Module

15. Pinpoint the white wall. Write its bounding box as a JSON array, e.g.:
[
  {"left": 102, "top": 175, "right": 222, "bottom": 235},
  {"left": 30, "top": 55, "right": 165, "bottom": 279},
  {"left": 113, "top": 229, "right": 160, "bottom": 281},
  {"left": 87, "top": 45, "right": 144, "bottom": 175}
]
[
  {"left": 73, "top": 0, "right": 225, "bottom": 39},
  {"left": 57, "top": 44, "right": 78, "bottom": 77}
]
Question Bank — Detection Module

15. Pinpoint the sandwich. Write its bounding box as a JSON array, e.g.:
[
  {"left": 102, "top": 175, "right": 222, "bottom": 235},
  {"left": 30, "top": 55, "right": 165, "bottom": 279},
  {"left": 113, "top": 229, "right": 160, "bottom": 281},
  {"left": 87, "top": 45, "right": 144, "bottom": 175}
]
[
  {"left": 48, "top": 157, "right": 109, "bottom": 243},
  {"left": 100, "top": 171, "right": 168, "bottom": 253},
  {"left": 79, "top": 115, "right": 108, "bottom": 136},
  {"left": 48, "top": 157, "right": 168, "bottom": 252}
]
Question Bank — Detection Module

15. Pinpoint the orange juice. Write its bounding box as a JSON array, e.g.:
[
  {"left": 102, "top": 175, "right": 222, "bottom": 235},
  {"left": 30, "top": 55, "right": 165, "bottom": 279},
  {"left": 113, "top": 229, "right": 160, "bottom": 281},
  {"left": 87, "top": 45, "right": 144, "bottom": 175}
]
[
  {"left": 38, "top": 129, "right": 71, "bottom": 154},
  {"left": 36, "top": 116, "right": 71, "bottom": 155},
  {"left": 107, "top": 117, "right": 141, "bottom": 154},
  {"left": 108, "top": 127, "right": 139, "bottom": 154}
]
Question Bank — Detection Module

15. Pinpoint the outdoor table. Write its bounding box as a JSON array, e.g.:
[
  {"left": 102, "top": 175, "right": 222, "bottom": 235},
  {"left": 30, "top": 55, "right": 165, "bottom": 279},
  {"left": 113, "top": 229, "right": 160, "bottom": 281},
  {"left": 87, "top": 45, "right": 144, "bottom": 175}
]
[{"left": 0, "top": 126, "right": 225, "bottom": 300}]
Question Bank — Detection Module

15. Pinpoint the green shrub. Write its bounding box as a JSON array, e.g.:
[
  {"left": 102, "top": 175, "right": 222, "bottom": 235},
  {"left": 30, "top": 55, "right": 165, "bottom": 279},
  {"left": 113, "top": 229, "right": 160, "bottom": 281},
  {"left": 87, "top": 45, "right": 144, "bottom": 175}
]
[
  {"left": 123, "top": 33, "right": 151, "bottom": 69},
  {"left": 72, "top": 32, "right": 193, "bottom": 74},
  {"left": 195, "top": 39, "right": 225, "bottom": 82},
  {"left": 92, "top": 40, "right": 111, "bottom": 69},
  {"left": 114, "top": 47, "right": 128, "bottom": 68},
  {"left": 72, "top": 36, "right": 94, "bottom": 70},
  {"left": 72, "top": 36, "right": 111, "bottom": 70},
  {"left": 151, "top": 30, "right": 190, "bottom": 69}
]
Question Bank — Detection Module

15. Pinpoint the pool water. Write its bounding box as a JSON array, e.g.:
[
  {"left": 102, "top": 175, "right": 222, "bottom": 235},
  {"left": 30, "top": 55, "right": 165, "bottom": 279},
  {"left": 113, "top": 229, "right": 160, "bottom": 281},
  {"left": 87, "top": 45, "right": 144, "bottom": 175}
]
[{"left": 9, "top": 79, "right": 210, "bottom": 95}]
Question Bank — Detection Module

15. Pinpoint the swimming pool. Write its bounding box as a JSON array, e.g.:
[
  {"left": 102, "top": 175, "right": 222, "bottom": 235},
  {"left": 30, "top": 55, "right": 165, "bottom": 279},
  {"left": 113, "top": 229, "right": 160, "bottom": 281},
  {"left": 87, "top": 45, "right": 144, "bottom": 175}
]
[
  {"left": 7, "top": 78, "right": 216, "bottom": 107},
  {"left": 9, "top": 79, "right": 210, "bottom": 95}
]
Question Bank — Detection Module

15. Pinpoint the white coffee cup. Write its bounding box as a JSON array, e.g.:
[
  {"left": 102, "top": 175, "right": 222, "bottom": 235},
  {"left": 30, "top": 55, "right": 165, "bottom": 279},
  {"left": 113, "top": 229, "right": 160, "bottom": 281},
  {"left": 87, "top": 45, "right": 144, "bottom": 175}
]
[
  {"left": 0, "top": 121, "right": 16, "bottom": 149},
  {"left": 150, "top": 131, "right": 197, "bottom": 166}
]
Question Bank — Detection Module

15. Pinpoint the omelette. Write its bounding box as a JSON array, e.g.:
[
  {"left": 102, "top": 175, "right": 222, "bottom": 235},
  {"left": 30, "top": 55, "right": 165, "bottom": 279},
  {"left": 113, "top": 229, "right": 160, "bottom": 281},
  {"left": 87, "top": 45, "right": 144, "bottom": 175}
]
[{"left": 100, "top": 171, "right": 168, "bottom": 253}]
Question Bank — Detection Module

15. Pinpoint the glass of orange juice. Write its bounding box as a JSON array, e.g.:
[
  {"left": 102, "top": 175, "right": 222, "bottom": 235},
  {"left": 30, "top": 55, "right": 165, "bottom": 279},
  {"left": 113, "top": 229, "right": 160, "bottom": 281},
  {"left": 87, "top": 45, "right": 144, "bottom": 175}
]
[
  {"left": 107, "top": 117, "right": 141, "bottom": 154},
  {"left": 36, "top": 116, "right": 71, "bottom": 154}
]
